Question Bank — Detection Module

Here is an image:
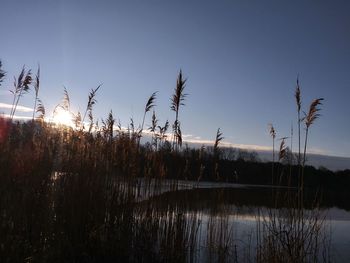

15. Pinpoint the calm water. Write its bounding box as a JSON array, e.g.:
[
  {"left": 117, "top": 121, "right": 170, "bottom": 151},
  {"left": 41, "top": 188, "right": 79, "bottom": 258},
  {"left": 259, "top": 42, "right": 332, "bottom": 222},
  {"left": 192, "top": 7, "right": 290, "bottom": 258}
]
[{"left": 137, "top": 180, "right": 350, "bottom": 262}]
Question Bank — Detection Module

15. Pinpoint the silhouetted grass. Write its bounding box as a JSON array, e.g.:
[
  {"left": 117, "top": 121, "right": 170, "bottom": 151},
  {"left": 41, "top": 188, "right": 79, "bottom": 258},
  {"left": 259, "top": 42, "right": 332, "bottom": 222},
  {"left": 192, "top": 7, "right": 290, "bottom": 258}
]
[{"left": 0, "top": 62, "right": 345, "bottom": 262}]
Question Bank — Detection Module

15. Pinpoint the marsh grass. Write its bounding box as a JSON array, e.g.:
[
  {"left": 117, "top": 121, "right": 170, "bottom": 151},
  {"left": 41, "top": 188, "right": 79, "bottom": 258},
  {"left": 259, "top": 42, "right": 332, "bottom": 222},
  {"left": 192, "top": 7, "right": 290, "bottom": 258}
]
[
  {"left": 171, "top": 70, "right": 187, "bottom": 151},
  {"left": 0, "top": 119, "right": 210, "bottom": 262},
  {"left": 0, "top": 61, "right": 5, "bottom": 86},
  {"left": 255, "top": 189, "right": 330, "bottom": 263},
  {"left": 256, "top": 89, "right": 328, "bottom": 263},
  {"left": 0, "top": 63, "right": 335, "bottom": 262},
  {"left": 9, "top": 66, "right": 32, "bottom": 119}
]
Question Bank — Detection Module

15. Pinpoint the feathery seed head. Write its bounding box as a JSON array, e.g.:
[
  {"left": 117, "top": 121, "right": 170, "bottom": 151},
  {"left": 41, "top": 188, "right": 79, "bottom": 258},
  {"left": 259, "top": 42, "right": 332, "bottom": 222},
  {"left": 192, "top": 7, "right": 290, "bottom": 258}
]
[
  {"left": 305, "top": 98, "right": 324, "bottom": 128},
  {"left": 269, "top": 124, "right": 276, "bottom": 139},
  {"left": 145, "top": 92, "right": 157, "bottom": 113},
  {"left": 295, "top": 78, "right": 301, "bottom": 112}
]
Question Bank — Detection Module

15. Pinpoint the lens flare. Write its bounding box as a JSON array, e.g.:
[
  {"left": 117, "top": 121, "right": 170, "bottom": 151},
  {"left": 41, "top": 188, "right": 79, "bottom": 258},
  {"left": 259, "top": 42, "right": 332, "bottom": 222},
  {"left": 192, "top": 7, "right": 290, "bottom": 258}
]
[{"left": 52, "top": 108, "right": 74, "bottom": 127}]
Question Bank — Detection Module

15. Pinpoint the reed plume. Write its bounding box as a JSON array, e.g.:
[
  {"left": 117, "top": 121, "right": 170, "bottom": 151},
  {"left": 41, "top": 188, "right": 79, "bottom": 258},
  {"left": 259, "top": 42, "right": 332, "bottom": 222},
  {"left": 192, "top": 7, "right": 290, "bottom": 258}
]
[
  {"left": 213, "top": 128, "right": 223, "bottom": 156},
  {"left": 129, "top": 117, "right": 136, "bottom": 139},
  {"left": 269, "top": 124, "right": 276, "bottom": 184},
  {"left": 157, "top": 120, "right": 169, "bottom": 147},
  {"left": 105, "top": 110, "right": 115, "bottom": 141},
  {"left": 139, "top": 92, "right": 157, "bottom": 146},
  {"left": 149, "top": 110, "right": 158, "bottom": 133},
  {"left": 52, "top": 87, "right": 72, "bottom": 125},
  {"left": 74, "top": 111, "right": 82, "bottom": 129},
  {"left": 269, "top": 124, "right": 276, "bottom": 161},
  {"left": 53, "top": 86, "right": 71, "bottom": 114},
  {"left": 171, "top": 70, "right": 187, "bottom": 151},
  {"left": 302, "top": 98, "right": 324, "bottom": 172},
  {"left": 82, "top": 85, "right": 101, "bottom": 129},
  {"left": 295, "top": 78, "right": 302, "bottom": 167},
  {"left": 32, "top": 65, "right": 40, "bottom": 120},
  {"left": 36, "top": 99, "right": 45, "bottom": 121},
  {"left": 171, "top": 70, "right": 187, "bottom": 113},
  {"left": 149, "top": 110, "right": 158, "bottom": 149},
  {"left": 142, "top": 92, "right": 157, "bottom": 130},
  {"left": 304, "top": 98, "right": 324, "bottom": 129},
  {"left": 278, "top": 137, "right": 288, "bottom": 162},
  {"left": 0, "top": 60, "right": 5, "bottom": 87},
  {"left": 213, "top": 128, "right": 223, "bottom": 181},
  {"left": 62, "top": 86, "right": 70, "bottom": 111},
  {"left": 10, "top": 66, "right": 32, "bottom": 119}
]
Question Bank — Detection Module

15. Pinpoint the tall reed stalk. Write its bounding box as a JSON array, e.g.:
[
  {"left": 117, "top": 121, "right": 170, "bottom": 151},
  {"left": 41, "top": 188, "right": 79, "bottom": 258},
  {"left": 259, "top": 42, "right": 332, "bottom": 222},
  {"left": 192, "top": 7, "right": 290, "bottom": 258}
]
[
  {"left": 32, "top": 66, "right": 40, "bottom": 120},
  {"left": 82, "top": 85, "right": 101, "bottom": 130},
  {"left": 214, "top": 128, "right": 223, "bottom": 181},
  {"left": 295, "top": 78, "right": 303, "bottom": 193},
  {"left": 36, "top": 99, "right": 46, "bottom": 121},
  {"left": 295, "top": 79, "right": 301, "bottom": 168},
  {"left": 171, "top": 70, "right": 187, "bottom": 151},
  {"left": 0, "top": 60, "right": 5, "bottom": 87},
  {"left": 10, "top": 66, "right": 32, "bottom": 119},
  {"left": 139, "top": 91, "right": 157, "bottom": 146},
  {"left": 149, "top": 110, "right": 158, "bottom": 150},
  {"left": 301, "top": 98, "right": 324, "bottom": 191},
  {"left": 269, "top": 124, "right": 276, "bottom": 184}
]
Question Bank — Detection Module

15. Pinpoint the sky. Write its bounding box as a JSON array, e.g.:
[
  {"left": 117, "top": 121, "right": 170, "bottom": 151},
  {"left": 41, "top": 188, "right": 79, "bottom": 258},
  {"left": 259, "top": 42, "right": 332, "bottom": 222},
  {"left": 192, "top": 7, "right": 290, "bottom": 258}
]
[{"left": 1, "top": 0, "right": 350, "bottom": 158}]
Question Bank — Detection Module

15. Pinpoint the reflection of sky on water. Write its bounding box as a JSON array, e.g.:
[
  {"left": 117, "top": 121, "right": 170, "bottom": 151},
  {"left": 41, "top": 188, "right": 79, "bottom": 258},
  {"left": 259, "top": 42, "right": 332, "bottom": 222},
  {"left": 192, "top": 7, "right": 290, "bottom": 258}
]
[
  {"left": 195, "top": 206, "right": 350, "bottom": 262},
  {"left": 331, "top": 220, "right": 350, "bottom": 262},
  {"left": 221, "top": 206, "right": 350, "bottom": 221},
  {"left": 136, "top": 179, "right": 350, "bottom": 261},
  {"left": 326, "top": 207, "right": 350, "bottom": 221}
]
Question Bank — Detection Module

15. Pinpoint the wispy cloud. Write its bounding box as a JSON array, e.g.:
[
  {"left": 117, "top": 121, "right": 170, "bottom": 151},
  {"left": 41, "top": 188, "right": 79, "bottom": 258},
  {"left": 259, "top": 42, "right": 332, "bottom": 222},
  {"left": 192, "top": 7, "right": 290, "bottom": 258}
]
[
  {"left": 0, "top": 103, "right": 33, "bottom": 113},
  {"left": 180, "top": 134, "right": 330, "bottom": 154},
  {"left": 182, "top": 134, "right": 194, "bottom": 139},
  {"left": 305, "top": 147, "right": 327, "bottom": 155},
  {"left": 180, "top": 134, "right": 271, "bottom": 151},
  {"left": 0, "top": 114, "right": 33, "bottom": 120}
]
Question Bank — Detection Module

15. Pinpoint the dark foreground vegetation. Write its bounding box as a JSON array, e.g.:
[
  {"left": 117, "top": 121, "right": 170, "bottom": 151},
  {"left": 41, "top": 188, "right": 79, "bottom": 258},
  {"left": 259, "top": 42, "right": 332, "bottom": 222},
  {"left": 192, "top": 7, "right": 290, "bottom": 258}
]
[
  {"left": 0, "top": 62, "right": 347, "bottom": 262},
  {"left": 0, "top": 119, "right": 335, "bottom": 262}
]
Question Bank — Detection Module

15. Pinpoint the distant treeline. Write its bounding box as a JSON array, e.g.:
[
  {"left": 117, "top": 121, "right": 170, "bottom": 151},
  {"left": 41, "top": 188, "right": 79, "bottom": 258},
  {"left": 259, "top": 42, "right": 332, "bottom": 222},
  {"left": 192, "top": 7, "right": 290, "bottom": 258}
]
[
  {"left": 139, "top": 142, "right": 350, "bottom": 191},
  {"left": 2, "top": 118, "right": 348, "bottom": 193}
]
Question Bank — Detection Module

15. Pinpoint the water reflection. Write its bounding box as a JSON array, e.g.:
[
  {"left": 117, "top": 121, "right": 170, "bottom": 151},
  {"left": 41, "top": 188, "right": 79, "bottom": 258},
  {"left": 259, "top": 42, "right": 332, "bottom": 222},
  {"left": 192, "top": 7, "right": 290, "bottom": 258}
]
[{"left": 139, "top": 186, "right": 350, "bottom": 262}]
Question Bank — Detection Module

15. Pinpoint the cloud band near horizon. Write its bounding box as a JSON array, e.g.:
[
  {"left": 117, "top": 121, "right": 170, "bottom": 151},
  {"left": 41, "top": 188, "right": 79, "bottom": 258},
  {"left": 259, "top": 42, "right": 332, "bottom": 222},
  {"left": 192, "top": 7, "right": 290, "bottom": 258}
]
[{"left": 0, "top": 103, "right": 33, "bottom": 113}]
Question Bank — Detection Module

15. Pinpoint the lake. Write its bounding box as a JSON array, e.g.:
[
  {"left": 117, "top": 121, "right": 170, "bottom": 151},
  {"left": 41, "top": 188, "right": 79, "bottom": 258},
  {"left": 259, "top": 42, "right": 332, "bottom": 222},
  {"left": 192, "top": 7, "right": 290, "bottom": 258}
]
[{"left": 135, "top": 179, "right": 350, "bottom": 262}]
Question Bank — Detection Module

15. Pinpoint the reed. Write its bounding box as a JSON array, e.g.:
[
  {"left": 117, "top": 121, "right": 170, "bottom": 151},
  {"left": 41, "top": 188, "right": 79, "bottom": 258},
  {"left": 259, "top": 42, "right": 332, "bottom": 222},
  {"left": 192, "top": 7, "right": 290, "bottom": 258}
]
[
  {"left": 10, "top": 66, "right": 32, "bottom": 119},
  {"left": 256, "top": 83, "right": 328, "bottom": 263},
  {"left": 82, "top": 85, "right": 101, "bottom": 130},
  {"left": 171, "top": 70, "right": 187, "bottom": 151},
  {"left": 0, "top": 63, "right": 334, "bottom": 262},
  {"left": 0, "top": 60, "right": 6, "bottom": 87},
  {"left": 149, "top": 110, "right": 158, "bottom": 150},
  {"left": 269, "top": 124, "right": 276, "bottom": 184},
  {"left": 141, "top": 92, "right": 157, "bottom": 133},
  {"left": 214, "top": 128, "right": 223, "bottom": 181},
  {"left": 53, "top": 87, "right": 71, "bottom": 116},
  {"left": 32, "top": 65, "right": 40, "bottom": 120},
  {"left": 302, "top": 98, "right": 324, "bottom": 170},
  {"left": 295, "top": 78, "right": 301, "bottom": 167},
  {"left": 36, "top": 98, "right": 46, "bottom": 121}
]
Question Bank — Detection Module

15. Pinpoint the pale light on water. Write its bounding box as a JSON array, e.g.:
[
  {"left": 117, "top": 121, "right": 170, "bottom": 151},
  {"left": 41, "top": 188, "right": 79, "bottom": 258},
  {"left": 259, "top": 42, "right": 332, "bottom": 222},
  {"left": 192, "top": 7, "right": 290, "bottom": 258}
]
[{"left": 138, "top": 179, "right": 350, "bottom": 262}]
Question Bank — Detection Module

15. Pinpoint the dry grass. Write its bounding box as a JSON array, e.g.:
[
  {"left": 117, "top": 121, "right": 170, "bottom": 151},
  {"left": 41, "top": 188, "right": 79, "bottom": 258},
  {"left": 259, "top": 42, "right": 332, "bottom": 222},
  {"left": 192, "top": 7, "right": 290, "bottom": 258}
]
[
  {"left": 0, "top": 63, "right": 332, "bottom": 262},
  {"left": 171, "top": 70, "right": 187, "bottom": 151}
]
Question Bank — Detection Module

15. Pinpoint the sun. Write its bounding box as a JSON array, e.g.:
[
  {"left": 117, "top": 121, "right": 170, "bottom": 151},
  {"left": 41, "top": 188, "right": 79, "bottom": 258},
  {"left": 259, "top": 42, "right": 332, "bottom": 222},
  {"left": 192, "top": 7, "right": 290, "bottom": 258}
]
[{"left": 52, "top": 107, "right": 74, "bottom": 127}]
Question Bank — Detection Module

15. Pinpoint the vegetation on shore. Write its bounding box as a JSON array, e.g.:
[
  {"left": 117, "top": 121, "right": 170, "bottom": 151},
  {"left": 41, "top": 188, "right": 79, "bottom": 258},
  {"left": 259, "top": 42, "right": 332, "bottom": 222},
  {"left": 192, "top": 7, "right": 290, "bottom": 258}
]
[{"left": 0, "top": 61, "right": 347, "bottom": 262}]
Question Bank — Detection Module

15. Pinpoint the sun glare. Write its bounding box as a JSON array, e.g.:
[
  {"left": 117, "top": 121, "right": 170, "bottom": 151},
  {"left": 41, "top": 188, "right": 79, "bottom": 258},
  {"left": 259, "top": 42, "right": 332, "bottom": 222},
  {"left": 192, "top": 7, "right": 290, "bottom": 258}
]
[{"left": 52, "top": 108, "right": 74, "bottom": 127}]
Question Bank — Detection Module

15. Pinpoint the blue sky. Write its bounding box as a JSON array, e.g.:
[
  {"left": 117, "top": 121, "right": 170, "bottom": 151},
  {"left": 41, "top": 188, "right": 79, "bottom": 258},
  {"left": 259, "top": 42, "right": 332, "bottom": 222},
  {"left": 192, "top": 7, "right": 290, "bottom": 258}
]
[{"left": 1, "top": 0, "right": 350, "bottom": 157}]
